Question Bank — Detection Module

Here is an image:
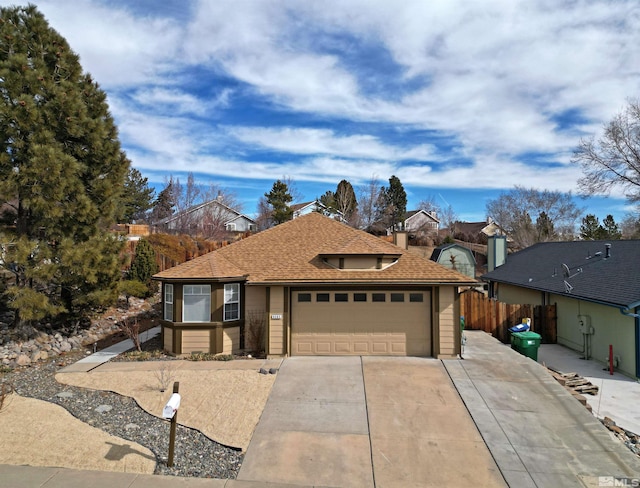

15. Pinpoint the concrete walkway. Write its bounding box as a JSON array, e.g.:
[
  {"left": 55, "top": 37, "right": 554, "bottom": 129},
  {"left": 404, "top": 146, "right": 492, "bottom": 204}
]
[
  {"left": 58, "top": 326, "right": 161, "bottom": 373},
  {"left": 238, "top": 356, "right": 505, "bottom": 487},
  {"left": 445, "top": 331, "right": 640, "bottom": 488}
]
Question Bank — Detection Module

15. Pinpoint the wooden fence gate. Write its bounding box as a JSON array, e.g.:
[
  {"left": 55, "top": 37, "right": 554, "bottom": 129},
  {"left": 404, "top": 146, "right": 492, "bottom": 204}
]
[{"left": 460, "top": 289, "right": 556, "bottom": 344}]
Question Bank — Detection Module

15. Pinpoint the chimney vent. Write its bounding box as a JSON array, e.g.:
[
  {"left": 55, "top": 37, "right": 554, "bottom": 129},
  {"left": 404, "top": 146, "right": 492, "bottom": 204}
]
[{"left": 605, "top": 243, "right": 611, "bottom": 259}]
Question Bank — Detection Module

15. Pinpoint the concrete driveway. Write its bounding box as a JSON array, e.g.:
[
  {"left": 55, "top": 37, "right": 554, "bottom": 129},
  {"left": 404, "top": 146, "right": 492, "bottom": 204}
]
[{"left": 237, "top": 356, "right": 505, "bottom": 487}]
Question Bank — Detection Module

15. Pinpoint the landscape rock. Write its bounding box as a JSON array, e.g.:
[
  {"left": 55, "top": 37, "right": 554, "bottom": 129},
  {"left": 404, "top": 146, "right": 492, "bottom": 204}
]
[
  {"left": 95, "top": 405, "right": 113, "bottom": 414},
  {"left": 15, "top": 354, "right": 31, "bottom": 366}
]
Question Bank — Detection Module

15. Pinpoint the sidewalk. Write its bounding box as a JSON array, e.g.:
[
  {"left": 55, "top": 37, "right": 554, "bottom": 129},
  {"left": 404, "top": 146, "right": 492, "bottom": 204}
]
[{"left": 0, "top": 464, "right": 310, "bottom": 487}]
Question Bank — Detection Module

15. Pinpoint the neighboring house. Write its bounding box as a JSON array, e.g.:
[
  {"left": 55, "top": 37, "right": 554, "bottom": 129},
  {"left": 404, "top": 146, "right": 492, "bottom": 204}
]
[
  {"left": 153, "top": 212, "right": 476, "bottom": 359},
  {"left": 291, "top": 200, "right": 344, "bottom": 221},
  {"left": 482, "top": 240, "right": 640, "bottom": 379},
  {"left": 387, "top": 210, "right": 439, "bottom": 236},
  {"left": 430, "top": 244, "right": 476, "bottom": 279},
  {"left": 447, "top": 218, "right": 509, "bottom": 241},
  {"left": 291, "top": 200, "right": 323, "bottom": 218},
  {"left": 152, "top": 198, "right": 256, "bottom": 236}
]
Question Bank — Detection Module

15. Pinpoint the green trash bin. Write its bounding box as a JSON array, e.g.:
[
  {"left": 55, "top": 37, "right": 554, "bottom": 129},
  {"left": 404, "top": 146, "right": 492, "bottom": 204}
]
[{"left": 510, "top": 331, "right": 541, "bottom": 361}]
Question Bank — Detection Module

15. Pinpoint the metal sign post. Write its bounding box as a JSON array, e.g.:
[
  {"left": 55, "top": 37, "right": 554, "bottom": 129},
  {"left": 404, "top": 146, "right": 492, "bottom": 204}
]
[{"left": 162, "top": 381, "right": 181, "bottom": 467}]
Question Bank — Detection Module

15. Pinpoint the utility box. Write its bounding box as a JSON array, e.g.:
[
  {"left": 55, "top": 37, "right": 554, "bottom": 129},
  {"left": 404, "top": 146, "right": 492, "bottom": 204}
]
[{"left": 511, "top": 331, "right": 541, "bottom": 361}]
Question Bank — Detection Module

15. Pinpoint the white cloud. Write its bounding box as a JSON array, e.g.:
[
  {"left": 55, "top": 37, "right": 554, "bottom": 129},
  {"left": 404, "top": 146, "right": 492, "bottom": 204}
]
[
  {"left": 3, "top": 0, "right": 638, "bottom": 215},
  {"left": 225, "top": 126, "right": 437, "bottom": 161},
  {"left": 131, "top": 87, "right": 232, "bottom": 116},
  {"left": 32, "top": 0, "right": 183, "bottom": 87}
]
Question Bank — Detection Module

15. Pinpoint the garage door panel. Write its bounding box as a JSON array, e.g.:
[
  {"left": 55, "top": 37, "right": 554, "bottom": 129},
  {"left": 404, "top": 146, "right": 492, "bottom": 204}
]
[{"left": 292, "top": 290, "right": 431, "bottom": 357}]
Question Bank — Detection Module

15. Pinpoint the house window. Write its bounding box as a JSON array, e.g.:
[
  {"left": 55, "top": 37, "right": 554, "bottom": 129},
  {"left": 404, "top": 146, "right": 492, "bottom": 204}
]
[
  {"left": 183, "top": 285, "right": 211, "bottom": 322},
  {"left": 354, "top": 293, "right": 367, "bottom": 302},
  {"left": 391, "top": 293, "right": 404, "bottom": 302},
  {"left": 164, "top": 284, "right": 173, "bottom": 321},
  {"left": 409, "top": 293, "right": 424, "bottom": 302},
  {"left": 298, "top": 293, "right": 311, "bottom": 302},
  {"left": 248, "top": 224, "right": 256, "bottom": 232},
  {"left": 226, "top": 223, "right": 236, "bottom": 231},
  {"left": 335, "top": 293, "right": 348, "bottom": 302},
  {"left": 317, "top": 293, "right": 330, "bottom": 302},
  {"left": 372, "top": 293, "right": 386, "bottom": 302},
  {"left": 224, "top": 283, "right": 240, "bottom": 321}
]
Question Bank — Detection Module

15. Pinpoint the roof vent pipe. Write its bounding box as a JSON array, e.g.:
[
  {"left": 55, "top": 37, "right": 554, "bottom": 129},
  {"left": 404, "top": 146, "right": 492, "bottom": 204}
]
[{"left": 605, "top": 243, "right": 611, "bottom": 259}]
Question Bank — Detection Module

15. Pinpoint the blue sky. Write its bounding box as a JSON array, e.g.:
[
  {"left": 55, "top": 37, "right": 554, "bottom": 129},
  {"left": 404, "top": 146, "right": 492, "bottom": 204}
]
[{"left": 6, "top": 0, "right": 640, "bottom": 224}]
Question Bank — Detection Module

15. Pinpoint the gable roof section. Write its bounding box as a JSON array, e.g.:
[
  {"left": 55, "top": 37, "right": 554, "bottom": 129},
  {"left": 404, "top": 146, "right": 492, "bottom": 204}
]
[
  {"left": 482, "top": 240, "right": 640, "bottom": 309},
  {"left": 155, "top": 212, "right": 475, "bottom": 285},
  {"left": 405, "top": 209, "right": 440, "bottom": 224},
  {"left": 153, "top": 199, "right": 256, "bottom": 226},
  {"left": 290, "top": 201, "right": 321, "bottom": 213}
]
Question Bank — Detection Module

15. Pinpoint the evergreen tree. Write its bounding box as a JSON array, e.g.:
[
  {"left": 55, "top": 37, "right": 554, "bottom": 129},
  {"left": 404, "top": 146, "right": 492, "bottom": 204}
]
[
  {"left": 149, "top": 183, "right": 175, "bottom": 223},
  {"left": 376, "top": 175, "right": 407, "bottom": 230},
  {"left": 601, "top": 214, "right": 622, "bottom": 240},
  {"left": 120, "top": 168, "right": 155, "bottom": 223},
  {"left": 0, "top": 6, "right": 129, "bottom": 323},
  {"left": 319, "top": 190, "right": 336, "bottom": 213},
  {"left": 580, "top": 214, "right": 605, "bottom": 240},
  {"left": 127, "top": 239, "right": 158, "bottom": 296},
  {"left": 265, "top": 180, "right": 293, "bottom": 225}
]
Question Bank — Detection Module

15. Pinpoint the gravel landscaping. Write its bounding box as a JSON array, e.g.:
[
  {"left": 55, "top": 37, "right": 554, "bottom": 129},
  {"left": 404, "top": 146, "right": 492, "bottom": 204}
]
[{"left": 0, "top": 350, "right": 244, "bottom": 479}]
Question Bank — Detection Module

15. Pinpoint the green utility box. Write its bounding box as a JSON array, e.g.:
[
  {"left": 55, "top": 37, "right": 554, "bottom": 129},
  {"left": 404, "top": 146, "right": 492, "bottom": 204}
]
[{"left": 510, "top": 331, "right": 542, "bottom": 361}]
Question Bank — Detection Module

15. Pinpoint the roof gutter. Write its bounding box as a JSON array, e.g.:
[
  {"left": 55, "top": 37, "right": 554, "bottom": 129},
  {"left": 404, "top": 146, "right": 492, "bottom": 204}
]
[{"left": 619, "top": 300, "right": 640, "bottom": 319}]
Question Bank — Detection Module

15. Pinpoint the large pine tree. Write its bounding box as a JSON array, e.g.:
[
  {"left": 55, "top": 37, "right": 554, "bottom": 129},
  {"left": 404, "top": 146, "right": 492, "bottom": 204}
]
[
  {"left": 0, "top": 5, "right": 129, "bottom": 323},
  {"left": 265, "top": 180, "right": 293, "bottom": 225}
]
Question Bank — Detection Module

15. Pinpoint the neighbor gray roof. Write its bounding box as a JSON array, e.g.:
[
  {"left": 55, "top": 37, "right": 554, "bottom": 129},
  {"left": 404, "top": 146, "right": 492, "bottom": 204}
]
[{"left": 481, "top": 240, "right": 640, "bottom": 309}]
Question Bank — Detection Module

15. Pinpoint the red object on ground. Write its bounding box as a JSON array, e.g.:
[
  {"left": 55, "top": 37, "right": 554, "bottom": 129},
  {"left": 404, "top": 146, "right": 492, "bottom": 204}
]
[{"left": 609, "top": 344, "right": 614, "bottom": 375}]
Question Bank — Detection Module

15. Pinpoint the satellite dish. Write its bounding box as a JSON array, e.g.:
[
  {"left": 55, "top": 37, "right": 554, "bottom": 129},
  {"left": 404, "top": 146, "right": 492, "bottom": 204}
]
[{"left": 562, "top": 263, "right": 570, "bottom": 278}]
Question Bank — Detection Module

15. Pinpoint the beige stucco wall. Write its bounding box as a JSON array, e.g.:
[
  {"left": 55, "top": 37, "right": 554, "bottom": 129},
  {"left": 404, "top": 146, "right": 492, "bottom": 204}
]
[
  {"left": 268, "top": 286, "right": 286, "bottom": 355},
  {"left": 164, "top": 328, "right": 173, "bottom": 352},
  {"left": 181, "top": 329, "right": 210, "bottom": 354},
  {"left": 245, "top": 286, "right": 268, "bottom": 352},
  {"left": 223, "top": 326, "right": 240, "bottom": 354},
  {"left": 324, "top": 256, "right": 397, "bottom": 270},
  {"left": 437, "top": 286, "right": 459, "bottom": 358}
]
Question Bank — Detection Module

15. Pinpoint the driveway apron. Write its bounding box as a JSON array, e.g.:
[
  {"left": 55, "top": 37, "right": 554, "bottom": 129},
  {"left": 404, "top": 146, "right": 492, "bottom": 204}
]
[{"left": 238, "top": 356, "right": 505, "bottom": 487}]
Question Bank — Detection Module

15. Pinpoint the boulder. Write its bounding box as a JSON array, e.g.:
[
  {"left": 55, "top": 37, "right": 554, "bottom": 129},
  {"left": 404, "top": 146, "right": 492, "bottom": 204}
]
[{"left": 15, "top": 354, "right": 31, "bottom": 366}]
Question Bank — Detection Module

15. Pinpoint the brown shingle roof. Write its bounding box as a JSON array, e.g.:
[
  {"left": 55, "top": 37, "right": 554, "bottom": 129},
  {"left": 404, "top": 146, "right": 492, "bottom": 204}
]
[{"left": 154, "top": 213, "right": 475, "bottom": 285}]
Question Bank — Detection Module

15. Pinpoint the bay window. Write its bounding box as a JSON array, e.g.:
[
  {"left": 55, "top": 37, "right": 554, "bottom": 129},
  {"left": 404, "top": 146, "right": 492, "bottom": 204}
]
[
  {"left": 183, "top": 284, "right": 211, "bottom": 322},
  {"left": 224, "top": 283, "right": 240, "bottom": 321},
  {"left": 164, "top": 284, "right": 173, "bottom": 321}
]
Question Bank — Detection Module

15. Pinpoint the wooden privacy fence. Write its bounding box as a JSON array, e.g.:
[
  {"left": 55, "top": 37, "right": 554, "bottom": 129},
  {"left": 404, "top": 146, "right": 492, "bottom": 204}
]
[{"left": 460, "top": 289, "right": 556, "bottom": 344}]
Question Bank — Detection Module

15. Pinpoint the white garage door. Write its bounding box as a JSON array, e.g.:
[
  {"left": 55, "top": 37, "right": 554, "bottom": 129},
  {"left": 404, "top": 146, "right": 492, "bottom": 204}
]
[{"left": 291, "top": 290, "right": 431, "bottom": 356}]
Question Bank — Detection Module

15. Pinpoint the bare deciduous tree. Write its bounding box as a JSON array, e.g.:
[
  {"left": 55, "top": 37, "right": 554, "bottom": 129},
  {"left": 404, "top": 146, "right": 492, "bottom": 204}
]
[
  {"left": 486, "top": 186, "right": 583, "bottom": 248},
  {"left": 255, "top": 196, "right": 273, "bottom": 231},
  {"left": 573, "top": 99, "right": 640, "bottom": 204},
  {"left": 357, "top": 175, "right": 381, "bottom": 231},
  {"left": 119, "top": 317, "right": 142, "bottom": 352},
  {"left": 418, "top": 196, "right": 441, "bottom": 217},
  {"left": 439, "top": 204, "right": 458, "bottom": 235}
]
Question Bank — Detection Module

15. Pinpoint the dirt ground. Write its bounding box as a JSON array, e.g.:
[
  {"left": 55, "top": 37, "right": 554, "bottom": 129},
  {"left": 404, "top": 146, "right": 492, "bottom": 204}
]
[
  {"left": 0, "top": 394, "right": 156, "bottom": 473},
  {"left": 56, "top": 359, "right": 281, "bottom": 450}
]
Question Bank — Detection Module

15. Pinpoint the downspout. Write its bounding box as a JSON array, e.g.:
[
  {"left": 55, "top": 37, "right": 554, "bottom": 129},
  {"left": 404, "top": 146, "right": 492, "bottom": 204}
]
[{"left": 618, "top": 304, "right": 640, "bottom": 379}]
